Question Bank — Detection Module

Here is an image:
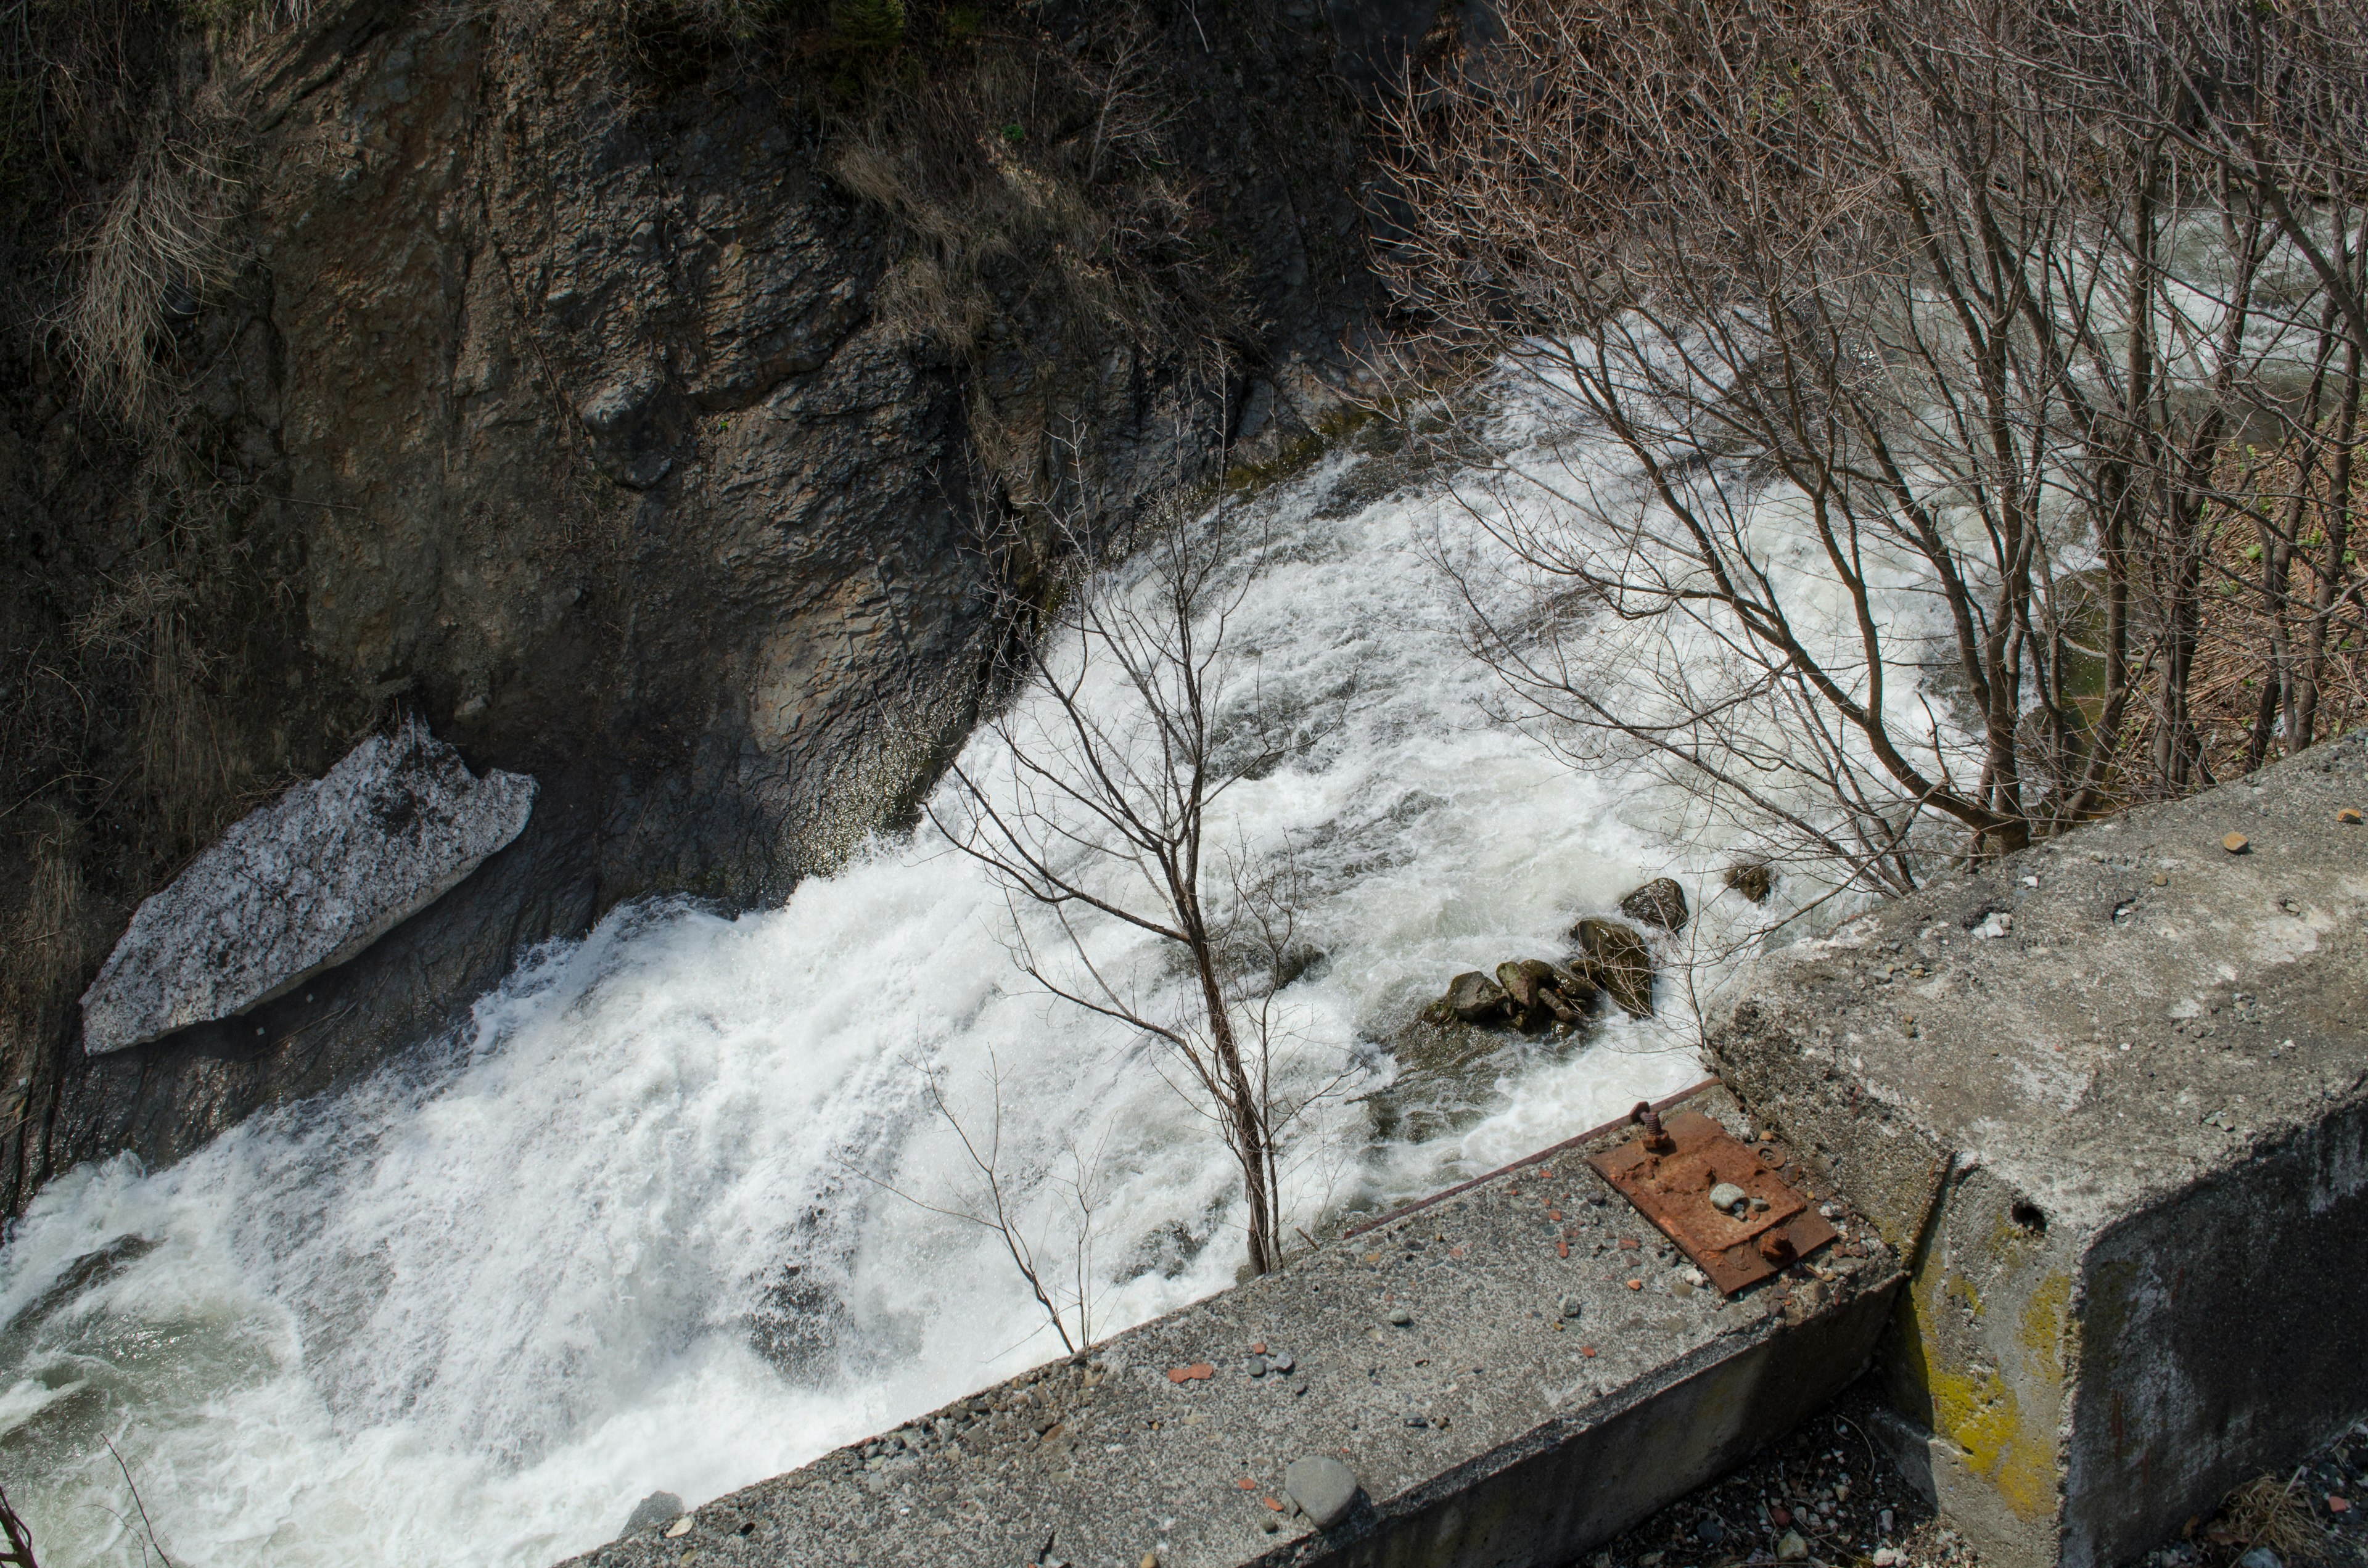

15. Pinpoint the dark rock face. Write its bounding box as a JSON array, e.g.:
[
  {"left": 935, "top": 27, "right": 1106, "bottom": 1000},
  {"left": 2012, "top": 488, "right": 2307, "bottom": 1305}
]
[{"left": 0, "top": 0, "right": 1383, "bottom": 1211}]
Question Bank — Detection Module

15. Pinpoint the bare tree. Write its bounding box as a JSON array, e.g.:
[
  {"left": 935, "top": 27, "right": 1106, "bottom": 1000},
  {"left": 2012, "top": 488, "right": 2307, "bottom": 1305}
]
[
  {"left": 861, "top": 1054, "right": 1108, "bottom": 1355},
  {"left": 1373, "top": 0, "right": 2367, "bottom": 885},
  {"left": 0, "top": 1480, "right": 36, "bottom": 1568},
  {"left": 929, "top": 488, "right": 1336, "bottom": 1278}
]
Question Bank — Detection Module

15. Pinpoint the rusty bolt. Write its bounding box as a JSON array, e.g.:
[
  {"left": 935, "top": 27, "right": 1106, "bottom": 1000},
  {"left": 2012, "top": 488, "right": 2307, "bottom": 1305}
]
[
  {"left": 1758, "top": 1231, "right": 1797, "bottom": 1266},
  {"left": 1631, "top": 1101, "right": 1676, "bottom": 1154}
]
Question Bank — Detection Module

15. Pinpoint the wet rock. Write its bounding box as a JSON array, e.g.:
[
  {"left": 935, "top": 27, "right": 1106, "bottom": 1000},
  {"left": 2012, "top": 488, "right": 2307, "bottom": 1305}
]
[
  {"left": 1284, "top": 1456, "right": 1360, "bottom": 1528},
  {"left": 1726, "top": 861, "right": 1775, "bottom": 903},
  {"left": 79, "top": 720, "right": 536, "bottom": 1055},
  {"left": 1445, "top": 970, "right": 1508, "bottom": 1023},
  {"left": 1569, "top": 918, "right": 1655, "bottom": 1017},
  {"left": 1619, "top": 877, "right": 1690, "bottom": 932},
  {"left": 625, "top": 1492, "right": 686, "bottom": 1536}
]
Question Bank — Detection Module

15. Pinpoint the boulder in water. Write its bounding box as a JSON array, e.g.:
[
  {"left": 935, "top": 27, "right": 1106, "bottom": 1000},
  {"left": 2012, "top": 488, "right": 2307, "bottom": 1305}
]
[
  {"left": 1444, "top": 969, "right": 1508, "bottom": 1023},
  {"left": 623, "top": 1492, "right": 686, "bottom": 1536},
  {"left": 1569, "top": 917, "right": 1656, "bottom": 1017},
  {"left": 1725, "top": 861, "right": 1775, "bottom": 903},
  {"left": 1618, "top": 876, "right": 1690, "bottom": 932},
  {"left": 79, "top": 720, "right": 536, "bottom": 1054}
]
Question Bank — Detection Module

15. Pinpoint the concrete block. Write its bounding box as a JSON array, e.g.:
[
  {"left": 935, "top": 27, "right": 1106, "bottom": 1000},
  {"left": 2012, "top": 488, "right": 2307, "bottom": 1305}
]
[
  {"left": 1709, "top": 741, "right": 2368, "bottom": 1568},
  {"left": 564, "top": 1086, "right": 1901, "bottom": 1568}
]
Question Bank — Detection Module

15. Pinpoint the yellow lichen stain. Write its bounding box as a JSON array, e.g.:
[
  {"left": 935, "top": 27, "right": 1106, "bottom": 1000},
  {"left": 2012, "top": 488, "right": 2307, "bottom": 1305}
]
[
  {"left": 1889, "top": 1258, "right": 2066, "bottom": 1522},
  {"left": 2020, "top": 1271, "right": 2070, "bottom": 1361}
]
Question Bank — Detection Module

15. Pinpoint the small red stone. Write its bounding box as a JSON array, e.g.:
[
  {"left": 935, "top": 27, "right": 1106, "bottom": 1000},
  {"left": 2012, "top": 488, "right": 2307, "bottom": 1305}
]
[
  {"left": 1250, "top": 1342, "right": 1267, "bottom": 1355},
  {"left": 1771, "top": 1506, "right": 1791, "bottom": 1527},
  {"left": 1168, "top": 1363, "right": 1215, "bottom": 1382},
  {"left": 1626, "top": 1279, "right": 1643, "bottom": 1291},
  {"left": 2330, "top": 1496, "right": 2351, "bottom": 1514},
  {"left": 1547, "top": 1209, "right": 1563, "bottom": 1221},
  {"left": 1618, "top": 1238, "right": 1641, "bottom": 1250},
  {"left": 1581, "top": 1345, "right": 1597, "bottom": 1358},
  {"left": 1450, "top": 1246, "right": 1466, "bottom": 1259},
  {"left": 1236, "top": 1477, "right": 1257, "bottom": 1490},
  {"left": 1556, "top": 1240, "right": 1570, "bottom": 1258},
  {"left": 1264, "top": 1498, "right": 1285, "bottom": 1512}
]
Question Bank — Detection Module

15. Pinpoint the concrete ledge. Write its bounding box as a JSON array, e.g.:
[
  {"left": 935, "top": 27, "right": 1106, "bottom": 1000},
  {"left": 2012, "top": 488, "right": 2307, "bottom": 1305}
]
[
  {"left": 566, "top": 1086, "right": 1902, "bottom": 1568},
  {"left": 1710, "top": 741, "right": 2368, "bottom": 1568}
]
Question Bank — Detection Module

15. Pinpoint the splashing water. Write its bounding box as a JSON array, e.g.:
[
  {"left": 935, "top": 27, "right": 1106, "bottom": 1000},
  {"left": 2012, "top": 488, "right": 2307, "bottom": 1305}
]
[{"left": 0, "top": 403, "right": 1885, "bottom": 1568}]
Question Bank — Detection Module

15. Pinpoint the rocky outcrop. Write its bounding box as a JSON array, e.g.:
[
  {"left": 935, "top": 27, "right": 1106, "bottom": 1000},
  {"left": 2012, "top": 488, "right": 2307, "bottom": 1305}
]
[
  {"left": 0, "top": 0, "right": 1387, "bottom": 1210},
  {"left": 79, "top": 721, "right": 533, "bottom": 1055}
]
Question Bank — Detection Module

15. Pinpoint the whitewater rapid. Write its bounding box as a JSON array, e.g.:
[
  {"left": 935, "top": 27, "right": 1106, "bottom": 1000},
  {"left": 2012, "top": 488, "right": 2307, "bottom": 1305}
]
[{"left": 0, "top": 409, "right": 1846, "bottom": 1567}]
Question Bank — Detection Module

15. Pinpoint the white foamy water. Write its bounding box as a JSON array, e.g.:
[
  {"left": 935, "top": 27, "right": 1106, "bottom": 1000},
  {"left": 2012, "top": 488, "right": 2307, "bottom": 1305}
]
[{"left": 0, "top": 397, "right": 1882, "bottom": 1568}]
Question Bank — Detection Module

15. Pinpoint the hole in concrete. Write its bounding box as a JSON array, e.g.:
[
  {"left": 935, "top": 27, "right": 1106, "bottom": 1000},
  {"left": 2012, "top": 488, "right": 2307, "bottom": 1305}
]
[{"left": 2010, "top": 1201, "right": 2047, "bottom": 1234}]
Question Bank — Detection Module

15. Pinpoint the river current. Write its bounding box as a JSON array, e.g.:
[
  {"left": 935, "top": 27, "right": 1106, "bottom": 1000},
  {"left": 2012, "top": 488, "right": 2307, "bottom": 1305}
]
[{"left": 0, "top": 398, "right": 1883, "bottom": 1566}]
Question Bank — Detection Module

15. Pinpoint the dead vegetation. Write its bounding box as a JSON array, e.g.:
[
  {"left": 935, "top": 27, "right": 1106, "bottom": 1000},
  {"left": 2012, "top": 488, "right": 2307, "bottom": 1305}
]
[{"left": 1373, "top": 0, "right": 2368, "bottom": 890}]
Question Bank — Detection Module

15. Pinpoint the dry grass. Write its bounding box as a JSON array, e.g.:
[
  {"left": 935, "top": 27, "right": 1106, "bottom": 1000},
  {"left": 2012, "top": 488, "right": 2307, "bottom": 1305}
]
[
  {"left": 63, "top": 100, "right": 240, "bottom": 427},
  {"left": 2216, "top": 1472, "right": 2326, "bottom": 1562}
]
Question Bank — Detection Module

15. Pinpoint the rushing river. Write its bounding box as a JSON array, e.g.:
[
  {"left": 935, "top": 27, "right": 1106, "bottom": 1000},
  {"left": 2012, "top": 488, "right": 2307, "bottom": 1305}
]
[{"left": 0, "top": 402, "right": 1859, "bottom": 1567}]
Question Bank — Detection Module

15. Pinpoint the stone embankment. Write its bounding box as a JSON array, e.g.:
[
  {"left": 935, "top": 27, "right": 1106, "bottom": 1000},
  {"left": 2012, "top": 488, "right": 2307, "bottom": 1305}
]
[{"left": 570, "top": 744, "right": 2366, "bottom": 1568}]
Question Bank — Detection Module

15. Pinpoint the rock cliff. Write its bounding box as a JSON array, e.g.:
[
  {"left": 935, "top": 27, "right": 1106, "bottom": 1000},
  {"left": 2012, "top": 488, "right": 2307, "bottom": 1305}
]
[{"left": 0, "top": 0, "right": 1400, "bottom": 1212}]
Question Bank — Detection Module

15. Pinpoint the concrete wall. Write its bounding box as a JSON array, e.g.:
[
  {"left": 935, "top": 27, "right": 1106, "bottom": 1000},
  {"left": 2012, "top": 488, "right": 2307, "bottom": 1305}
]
[
  {"left": 1712, "top": 739, "right": 2368, "bottom": 1568},
  {"left": 567, "top": 1089, "right": 1904, "bottom": 1568}
]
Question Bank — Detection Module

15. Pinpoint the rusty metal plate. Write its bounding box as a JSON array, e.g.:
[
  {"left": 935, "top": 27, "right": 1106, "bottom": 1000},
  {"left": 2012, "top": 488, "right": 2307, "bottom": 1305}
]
[{"left": 1588, "top": 1106, "right": 1837, "bottom": 1296}]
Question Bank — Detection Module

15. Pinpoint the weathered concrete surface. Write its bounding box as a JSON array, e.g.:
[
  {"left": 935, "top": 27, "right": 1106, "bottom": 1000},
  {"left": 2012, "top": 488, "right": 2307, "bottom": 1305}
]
[
  {"left": 564, "top": 1086, "right": 1902, "bottom": 1568},
  {"left": 78, "top": 721, "right": 534, "bottom": 1055},
  {"left": 1709, "top": 739, "right": 2368, "bottom": 1568}
]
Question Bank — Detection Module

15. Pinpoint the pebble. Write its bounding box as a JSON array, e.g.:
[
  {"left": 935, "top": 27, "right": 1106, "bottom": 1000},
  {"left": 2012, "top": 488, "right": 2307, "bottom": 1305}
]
[
  {"left": 1708, "top": 1182, "right": 1747, "bottom": 1213},
  {"left": 1559, "top": 1295, "right": 1584, "bottom": 1318},
  {"left": 1875, "top": 1550, "right": 1900, "bottom": 1566},
  {"left": 2340, "top": 807, "right": 2363, "bottom": 825},
  {"left": 1775, "top": 1529, "right": 1809, "bottom": 1561},
  {"left": 1269, "top": 1353, "right": 1294, "bottom": 1374},
  {"left": 2235, "top": 1549, "right": 2281, "bottom": 1568},
  {"left": 2224, "top": 831, "right": 2250, "bottom": 854},
  {"left": 1140, "top": 1554, "right": 1159, "bottom": 1568},
  {"left": 664, "top": 1516, "right": 694, "bottom": 1539},
  {"left": 1246, "top": 1355, "right": 1269, "bottom": 1377},
  {"left": 1283, "top": 1456, "right": 1359, "bottom": 1529},
  {"left": 1695, "top": 1515, "right": 1726, "bottom": 1545},
  {"left": 2153, "top": 871, "right": 2169, "bottom": 885},
  {"left": 1387, "top": 1306, "right": 1413, "bottom": 1326}
]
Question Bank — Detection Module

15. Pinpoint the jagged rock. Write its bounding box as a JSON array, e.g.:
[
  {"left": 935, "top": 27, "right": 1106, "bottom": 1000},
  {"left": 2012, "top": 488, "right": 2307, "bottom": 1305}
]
[
  {"left": 1445, "top": 970, "right": 1508, "bottom": 1023},
  {"left": 1619, "top": 876, "right": 1690, "bottom": 932},
  {"left": 623, "top": 1492, "right": 685, "bottom": 1536},
  {"left": 1725, "top": 861, "right": 1775, "bottom": 903},
  {"left": 78, "top": 722, "right": 536, "bottom": 1055},
  {"left": 1569, "top": 917, "right": 1656, "bottom": 1017}
]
